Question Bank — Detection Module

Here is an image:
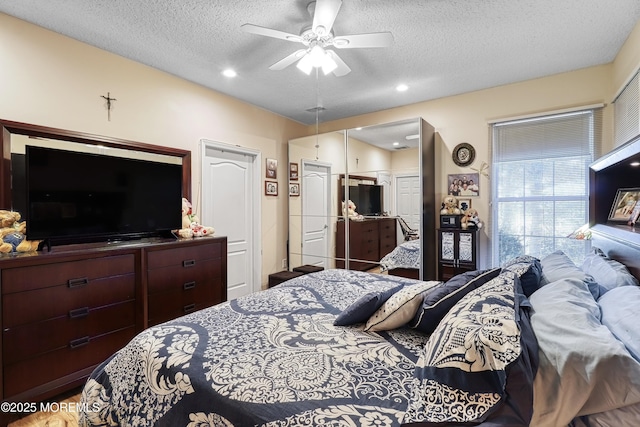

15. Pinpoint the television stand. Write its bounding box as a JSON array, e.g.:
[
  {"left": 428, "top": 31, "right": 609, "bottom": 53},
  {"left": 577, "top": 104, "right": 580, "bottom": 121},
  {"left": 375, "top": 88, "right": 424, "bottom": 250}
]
[{"left": 0, "top": 236, "right": 227, "bottom": 424}]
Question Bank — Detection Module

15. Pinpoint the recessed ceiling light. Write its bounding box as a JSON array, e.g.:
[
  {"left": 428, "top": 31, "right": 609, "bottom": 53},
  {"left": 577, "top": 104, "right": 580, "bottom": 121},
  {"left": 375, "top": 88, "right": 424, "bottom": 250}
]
[
  {"left": 631, "top": 161, "right": 640, "bottom": 167},
  {"left": 222, "top": 69, "right": 237, "bottom": 78},
  {"left": 396, "top": 84, "right": 408, "bottom": 92},
  {"left": 392, "top": 141, "right": 400, "bottom": 146}
]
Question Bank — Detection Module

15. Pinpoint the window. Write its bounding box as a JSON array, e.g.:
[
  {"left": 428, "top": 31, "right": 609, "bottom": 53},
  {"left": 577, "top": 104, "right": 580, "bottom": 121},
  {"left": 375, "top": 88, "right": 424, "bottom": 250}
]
[
  {"left": 614, "top": 70, "right": 640, "bottom": 147},
  {"left": 491, "top": 108, "right": 602, "bottom": 265}
]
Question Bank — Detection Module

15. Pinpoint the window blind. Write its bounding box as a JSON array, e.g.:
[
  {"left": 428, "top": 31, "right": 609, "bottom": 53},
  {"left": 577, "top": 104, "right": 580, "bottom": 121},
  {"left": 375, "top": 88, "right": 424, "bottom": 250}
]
[
  {"left": 614, "top": 70, "right": 640, "bottom": 147},
  {"left": 491, "top": 108, "right": 602, "bottom": 265}
]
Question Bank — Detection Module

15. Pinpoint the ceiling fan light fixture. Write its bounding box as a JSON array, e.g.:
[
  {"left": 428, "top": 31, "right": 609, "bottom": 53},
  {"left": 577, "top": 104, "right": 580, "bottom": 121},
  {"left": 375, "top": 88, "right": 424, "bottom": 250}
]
[
  {"left": 296, "top": 54, "right": 314, "bottom": 75},
  {"left": 321, "top": 53, "right": 337, "bottom": 75},
  {"left": 308, "top": 44, "right": 326, "bottom": 67}
]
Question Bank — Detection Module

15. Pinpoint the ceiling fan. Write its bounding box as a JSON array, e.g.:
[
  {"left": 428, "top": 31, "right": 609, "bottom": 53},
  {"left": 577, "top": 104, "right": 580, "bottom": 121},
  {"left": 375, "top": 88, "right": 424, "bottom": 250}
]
[{"left": 241, "top": 0, "right": 393, "bottom": 77}]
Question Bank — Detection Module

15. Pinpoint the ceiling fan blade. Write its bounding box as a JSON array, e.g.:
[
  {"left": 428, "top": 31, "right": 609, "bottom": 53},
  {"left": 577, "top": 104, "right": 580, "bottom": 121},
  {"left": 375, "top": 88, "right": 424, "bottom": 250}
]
[
  {"left": 333, "top": 32, "right": 394, "bottom": 49},
  {"left": 241, "top": 23, "right": 303, "bottom": 43},
  {"left": 327, "top": 50, "right": 351, "bottom": 77},
  {"left": 312, "top": 0, "right": 342, "bottom": 36},
  {"left": 269, "top": 49, "right": 307, "bottom": 71}
]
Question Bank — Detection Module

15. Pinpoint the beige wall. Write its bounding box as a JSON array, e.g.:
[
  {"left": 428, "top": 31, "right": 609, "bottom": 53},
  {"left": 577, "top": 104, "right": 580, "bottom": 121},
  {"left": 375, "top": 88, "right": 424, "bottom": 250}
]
[
  {"left": 0, "top": 13, "right": 307, "bottom": 288},
  {"left": 2, "top": 12, "right": 639, "bottom": 279}
]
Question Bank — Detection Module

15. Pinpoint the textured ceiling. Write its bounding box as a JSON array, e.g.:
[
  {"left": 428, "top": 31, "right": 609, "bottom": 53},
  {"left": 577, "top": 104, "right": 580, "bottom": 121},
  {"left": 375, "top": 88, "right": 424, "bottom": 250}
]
[{"left": 1, "top": 0, "right": 639, "bottom": 126}]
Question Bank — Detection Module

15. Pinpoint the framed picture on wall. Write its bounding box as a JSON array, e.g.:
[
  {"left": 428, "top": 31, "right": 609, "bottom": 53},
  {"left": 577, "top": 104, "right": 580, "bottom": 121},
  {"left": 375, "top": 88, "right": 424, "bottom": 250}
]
[
  {"left": 289, "top": 162, "right": 298, "bottom": 180},
  {"left": 265, "top": 181, "right": 278, "bottom": 196},
  {"left": 447, "top": 173, "right": 479, "bottom": 197},
  {"left": 266, "top": 158, "right": 278, "bottom": 179},
  {"left": 608, "top": 188, "right": 640, "bottom": 222},
  {"left": 289, "top": 183, "right": 300, "bottom": 197}
]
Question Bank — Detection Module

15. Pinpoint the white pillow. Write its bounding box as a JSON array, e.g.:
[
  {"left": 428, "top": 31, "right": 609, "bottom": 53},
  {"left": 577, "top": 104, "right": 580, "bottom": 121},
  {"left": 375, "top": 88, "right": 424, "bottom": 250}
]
[{"left": 364, "top": 281, "right": 438, "bottom": 332}]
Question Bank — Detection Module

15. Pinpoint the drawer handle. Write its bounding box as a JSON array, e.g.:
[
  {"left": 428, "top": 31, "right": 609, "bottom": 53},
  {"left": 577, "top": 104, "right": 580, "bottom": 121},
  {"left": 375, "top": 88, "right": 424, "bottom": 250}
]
[
  {"left": 69, "top": 307, "right": 90, "bottom": 319},
  {"left": 183, "top": 281, "right": 196, "bottom": 290},
  {"left": 69, "top": 336, "right": 90, "bottom": 349},
  {"left": 184, "top": 303, "right": 196, "bottom": 313},
  {"left": 68, "top": 277, "right": 89, "bottom": 288},
  {"left": 183, "top": 259, "right": 196, "bottom": 267}
]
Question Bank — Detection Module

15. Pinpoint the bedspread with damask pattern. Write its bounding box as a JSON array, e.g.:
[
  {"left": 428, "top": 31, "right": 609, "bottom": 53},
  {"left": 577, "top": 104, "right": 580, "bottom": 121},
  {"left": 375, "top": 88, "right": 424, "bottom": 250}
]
[{"left": 78, "top": 268, "right": 536, "bottom": 426}]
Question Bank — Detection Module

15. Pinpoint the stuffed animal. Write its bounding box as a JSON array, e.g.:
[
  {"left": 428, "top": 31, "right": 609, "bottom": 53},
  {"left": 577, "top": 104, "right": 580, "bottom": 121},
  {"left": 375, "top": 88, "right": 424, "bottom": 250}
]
[
  {"left": 0, "top": 210, "right": 42, "bottom": 253},
  {"left": 461, "top": 208, "right": 483, "bottom": 229},
  {"left": 178, "top": 198, "right": 215, "bottom": 238},
  {"left": 342, "top": 200, "right": 363, "bottom": 221},
  {"left": 440, "top": 195, "right": 461, "bottom": 215}
]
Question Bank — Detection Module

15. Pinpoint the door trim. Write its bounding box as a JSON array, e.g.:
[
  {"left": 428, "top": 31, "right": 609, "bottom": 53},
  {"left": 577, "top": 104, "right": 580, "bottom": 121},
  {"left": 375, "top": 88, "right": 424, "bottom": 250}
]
[{"left": 200, "top": 139, "right": 262, "bottom": 295}]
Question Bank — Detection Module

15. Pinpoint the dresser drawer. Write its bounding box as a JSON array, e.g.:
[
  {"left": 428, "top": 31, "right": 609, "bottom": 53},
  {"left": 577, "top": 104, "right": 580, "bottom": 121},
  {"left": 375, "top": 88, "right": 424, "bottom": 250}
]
[
  {"left": 1, "top": 254, "right": 135, "bottom": 294},
  {"left": 147, "top": 242, "right": 222, "bottom": 269},
  {"left": 149, "top": 294, "right": 222, "bottom": 326},
  {"left": 3, "top": 300, "right": 135, "bottom": 364},
  {"left": 147, "top": 258, "right": 222, "bottom": 294},
  {"left": 148, "top": 279, "right": 220, "bottom": 323},
  {"left": 3, "top": 327, "right": 135, "bottom": 398},
  {"left": 2, "top": 274, "right": 135, "bottom": 328}
]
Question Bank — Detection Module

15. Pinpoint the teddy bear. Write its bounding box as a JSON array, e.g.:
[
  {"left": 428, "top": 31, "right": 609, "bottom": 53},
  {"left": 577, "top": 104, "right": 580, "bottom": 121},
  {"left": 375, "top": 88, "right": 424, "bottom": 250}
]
[
  {"left": 461, "top": 208, "right": 483, "bottom": 229},
  {"left": 440, "top": 195, "right": 461, "bottom": 215},
  {"left": 178, "top": 198, "right": 215, "bottom": 238},
  {"left": 342, "top": 199, "right": 363, "bottom": 221},
  {"left": 0, "top": 210, "right": 42, "bottom": 254}
]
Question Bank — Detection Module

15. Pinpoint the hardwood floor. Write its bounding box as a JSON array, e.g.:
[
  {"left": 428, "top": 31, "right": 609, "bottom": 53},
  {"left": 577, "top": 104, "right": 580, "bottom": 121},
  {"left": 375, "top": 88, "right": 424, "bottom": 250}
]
[{"left": 7, "top": 392, "right": 80, "bottom": 427}]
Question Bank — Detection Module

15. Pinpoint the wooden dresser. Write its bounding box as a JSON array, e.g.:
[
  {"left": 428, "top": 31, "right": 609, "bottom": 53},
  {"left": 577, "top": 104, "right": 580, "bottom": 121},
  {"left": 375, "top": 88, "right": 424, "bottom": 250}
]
[
  {"left": 336, "top": 218, "right": 397, "bottom": 270},
  {"left": 0, "top": 236, "right": 227, "bottom": 415}
]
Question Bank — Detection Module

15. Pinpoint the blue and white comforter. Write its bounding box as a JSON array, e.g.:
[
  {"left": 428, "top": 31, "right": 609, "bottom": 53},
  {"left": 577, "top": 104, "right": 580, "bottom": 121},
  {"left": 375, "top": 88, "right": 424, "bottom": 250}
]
[
  {"left": 380, "top": 240, "right": 421, "bottom": 271},
  {"left": 79, "top": 269, "right": 536, "bottom": 426}
]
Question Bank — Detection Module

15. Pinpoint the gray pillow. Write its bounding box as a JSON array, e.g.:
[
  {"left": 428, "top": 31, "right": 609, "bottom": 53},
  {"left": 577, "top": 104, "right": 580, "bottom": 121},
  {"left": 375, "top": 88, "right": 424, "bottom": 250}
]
[
  {"left": 599, "top": 285, "right": 640, "bottom": 362},
  {"left": 581, "top": 248, "right": 639, "bottom": 295},
  {"left": 529, "top": 277, "right": 640, "bottom": 426},
  {"left": 539, "top": 250, "right": 599, "bottom": 299}
]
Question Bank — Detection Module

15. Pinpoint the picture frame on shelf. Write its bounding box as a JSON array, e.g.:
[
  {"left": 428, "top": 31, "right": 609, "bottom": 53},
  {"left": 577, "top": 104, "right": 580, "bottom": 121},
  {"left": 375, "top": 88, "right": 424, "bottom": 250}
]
[
  {"left": 457, "top": 198, "right": 471, "bottom": 212},
  {"left": 608, "top": 188, "right": 640, "bottom": 222},
  {"left": 628, "top": 203, "right": 640, "bottom": 226},
  {"left": 289, "top": 183, "right": 300, "bottom": 197},
  {"left": 265, "top": 181, "right": 278, "bottom": 196}
]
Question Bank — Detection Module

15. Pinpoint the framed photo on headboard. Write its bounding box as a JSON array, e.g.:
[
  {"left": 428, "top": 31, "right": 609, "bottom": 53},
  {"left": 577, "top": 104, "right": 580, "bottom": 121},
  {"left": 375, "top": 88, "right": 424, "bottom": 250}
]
[{"left": 608, "top": 188, "right": 640, "bottom": 222}]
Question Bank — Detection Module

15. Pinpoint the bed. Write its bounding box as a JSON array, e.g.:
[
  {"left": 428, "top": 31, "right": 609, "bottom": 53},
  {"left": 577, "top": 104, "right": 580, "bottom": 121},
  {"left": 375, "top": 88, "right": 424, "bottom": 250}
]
[
  {"left": 380, "top": 239, "right": 421, "bottom": 279},
  {"left": 78, "top": 243, "right": 640, "bottom": 426}
]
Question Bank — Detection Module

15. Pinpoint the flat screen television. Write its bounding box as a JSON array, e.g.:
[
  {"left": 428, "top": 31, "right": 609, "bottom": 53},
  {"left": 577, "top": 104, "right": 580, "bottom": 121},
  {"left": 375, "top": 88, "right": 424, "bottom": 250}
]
[
  {"left": 349, "top": 184, "right": 384, "bottom": 216},
  {"left": 25, "top": 145, "right": 183, "bottom": 245}
]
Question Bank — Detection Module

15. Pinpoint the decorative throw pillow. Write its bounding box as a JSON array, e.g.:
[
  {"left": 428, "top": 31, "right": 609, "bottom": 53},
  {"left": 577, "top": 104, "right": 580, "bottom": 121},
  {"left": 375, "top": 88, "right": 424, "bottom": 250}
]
[
  {"left": 364, "top": 281, "right": 439, "bottom": 332},
  {"left": 501, "top": 255, "right": 542, "bottom": 297},
  {"left": 581, "top": 248, "right": 639, "bottom": 295},
  {"left": 409, "top": 268, "right": 501, "bottom": 333},
  {"left": 333, "top": 284, "right": 404, "bottom": 326},
  {"left": 403, "top": 271, "right": 529, "bottom": 424},
  {"left": 539, "top": 250, "right": 599, "bottom": 299}
]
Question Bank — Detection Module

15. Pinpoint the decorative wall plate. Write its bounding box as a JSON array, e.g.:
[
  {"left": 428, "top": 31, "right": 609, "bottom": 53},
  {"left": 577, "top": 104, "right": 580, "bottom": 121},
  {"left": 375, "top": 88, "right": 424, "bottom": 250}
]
[{"left": 452, "top": 143, "right": 475, "bottom": 167}]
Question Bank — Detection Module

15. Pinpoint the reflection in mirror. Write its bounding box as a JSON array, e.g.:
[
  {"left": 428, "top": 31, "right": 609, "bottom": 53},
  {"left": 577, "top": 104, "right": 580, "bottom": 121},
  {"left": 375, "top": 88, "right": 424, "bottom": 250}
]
[
  {"left": 288, "top": 130, "right": 346, "bottom": 271},
  {"left": 287, "top": 118, "right": 423, "bottom": 280},
  {"left": 344, "top": 119, "right": 421, "bottom": 278}
]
